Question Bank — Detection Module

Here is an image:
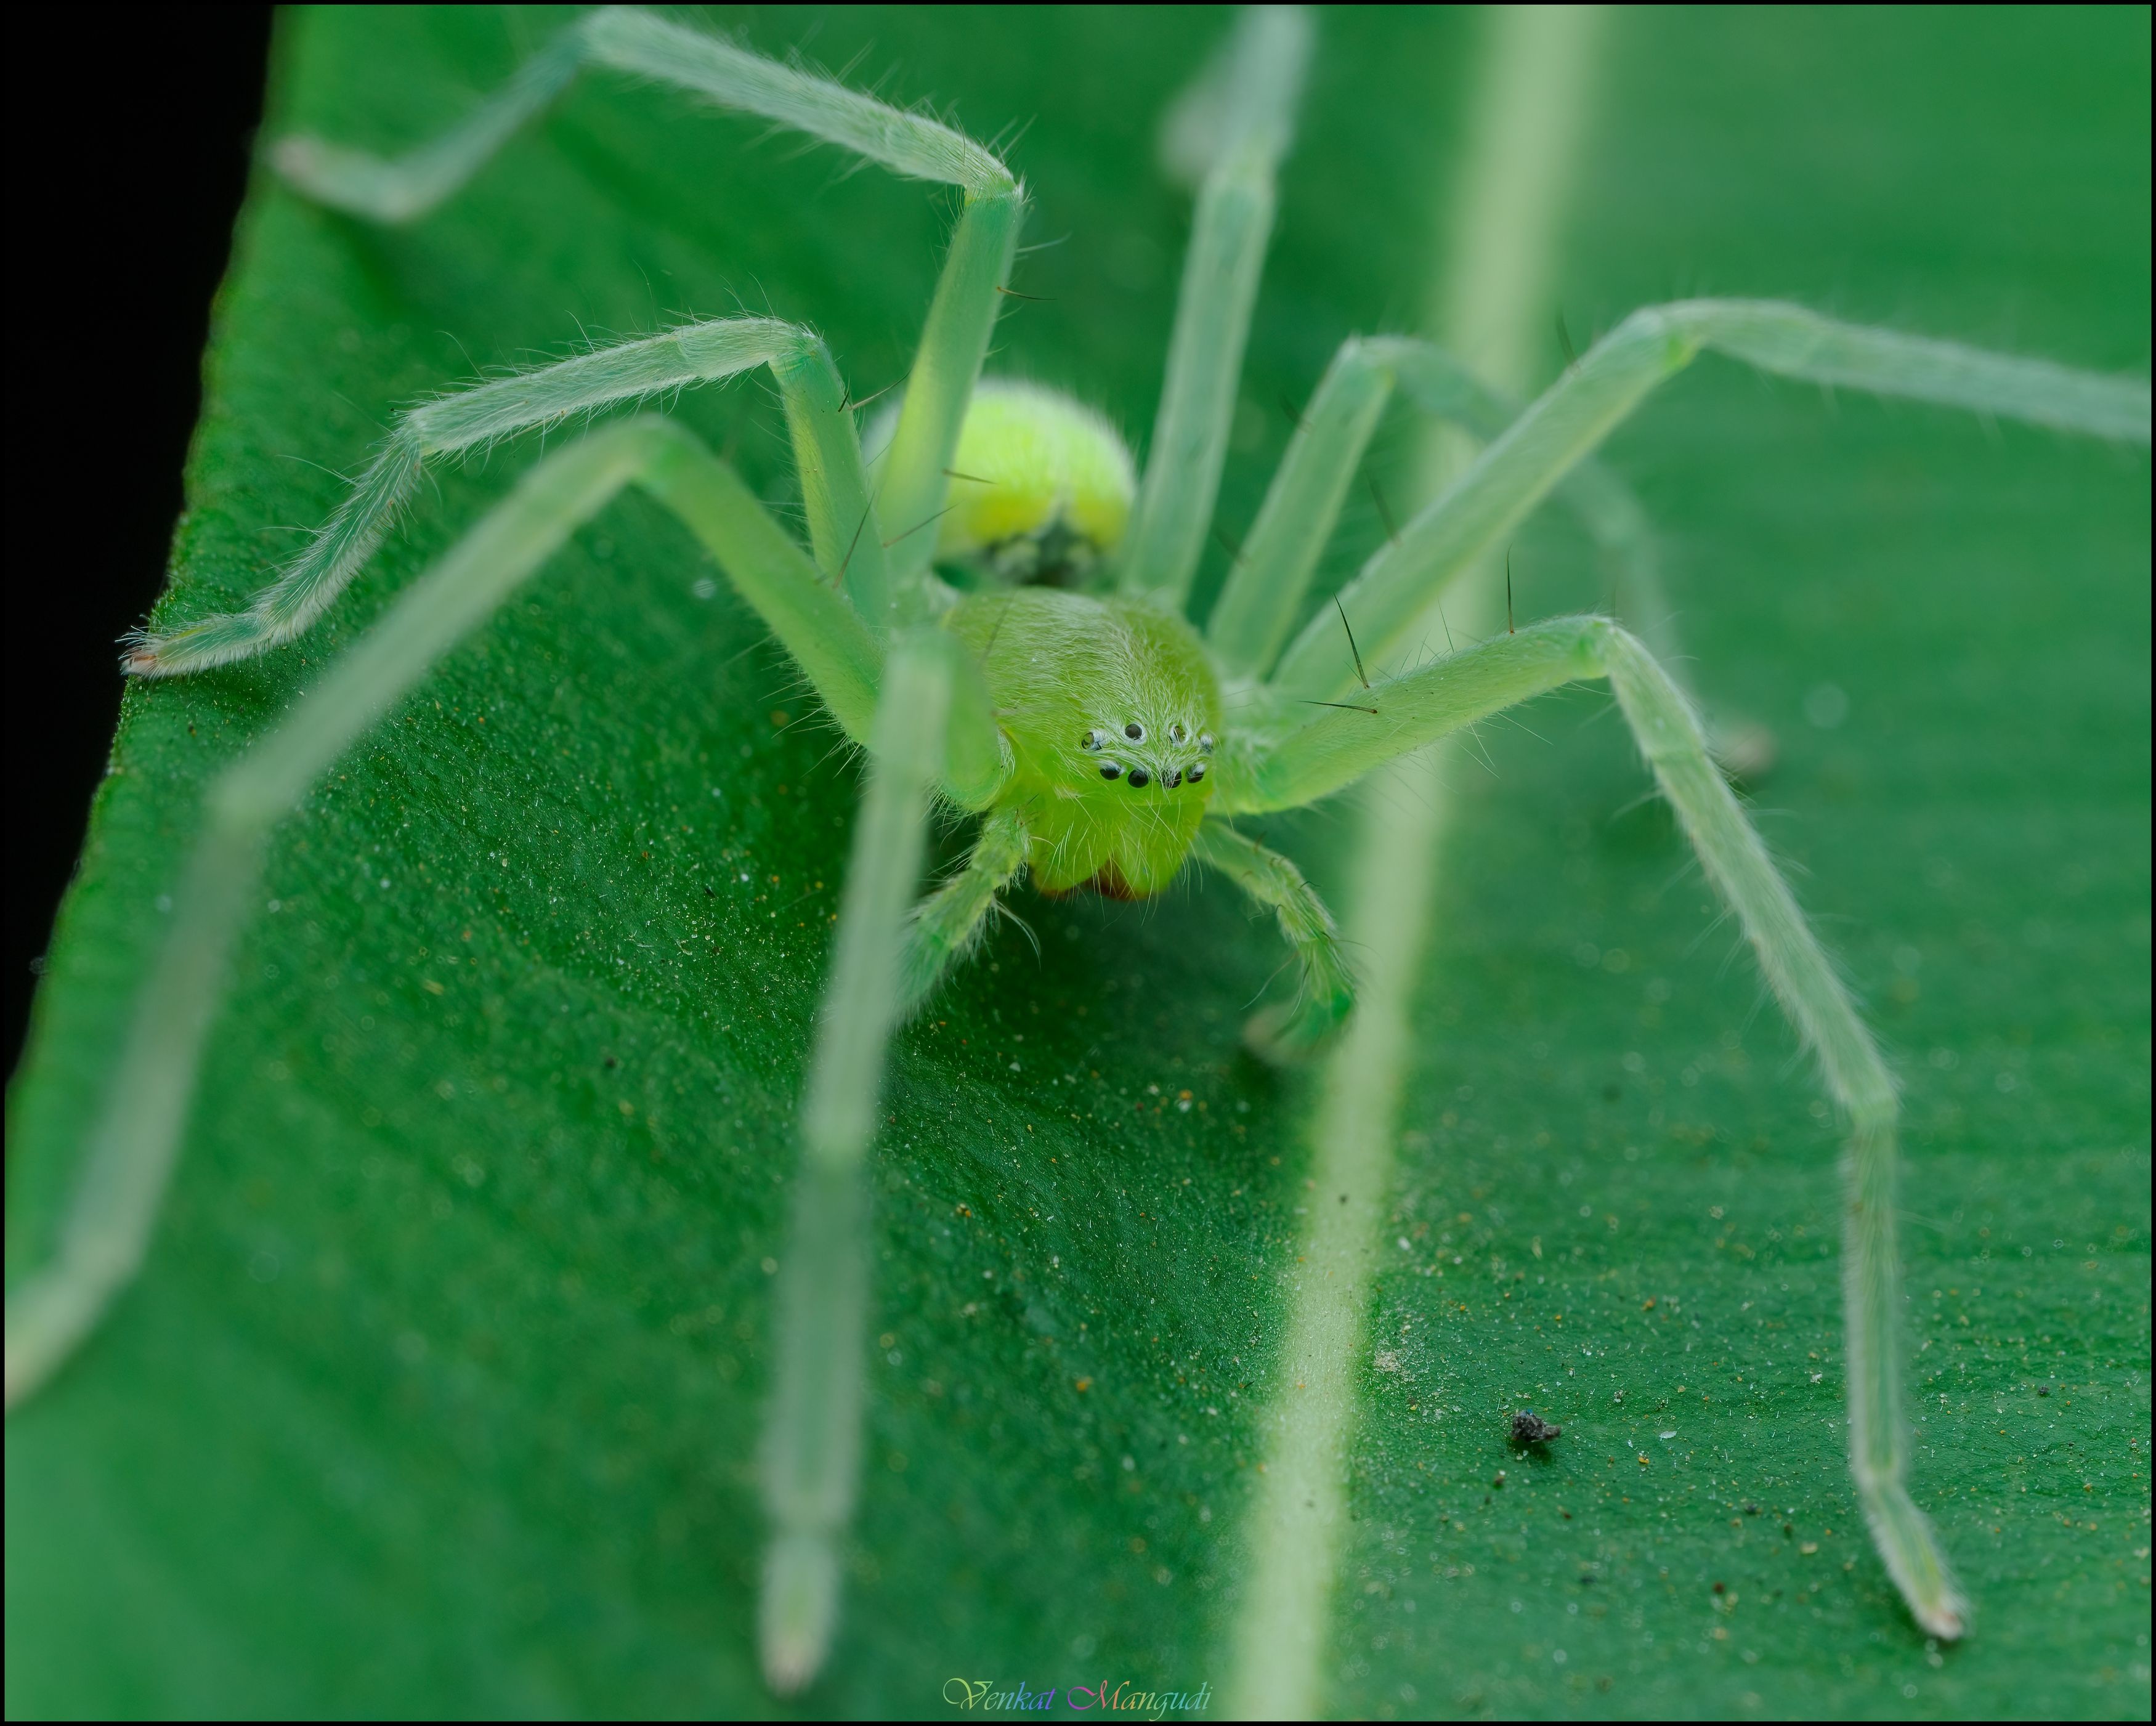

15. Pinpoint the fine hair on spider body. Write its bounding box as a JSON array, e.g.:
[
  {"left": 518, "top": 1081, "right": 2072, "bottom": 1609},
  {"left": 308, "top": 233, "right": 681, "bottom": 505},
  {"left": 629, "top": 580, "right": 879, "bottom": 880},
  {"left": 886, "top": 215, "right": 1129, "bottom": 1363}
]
[{"left": 5, "top": 3, "right": 2149, "bottom": 1701}]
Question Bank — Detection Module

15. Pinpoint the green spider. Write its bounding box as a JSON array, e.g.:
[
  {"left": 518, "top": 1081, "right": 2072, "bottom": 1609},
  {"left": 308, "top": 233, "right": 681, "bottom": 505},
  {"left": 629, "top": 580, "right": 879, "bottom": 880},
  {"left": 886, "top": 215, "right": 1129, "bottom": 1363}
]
[{"left": 4, "top": 4, "right": 2147, "bottom": 1698}]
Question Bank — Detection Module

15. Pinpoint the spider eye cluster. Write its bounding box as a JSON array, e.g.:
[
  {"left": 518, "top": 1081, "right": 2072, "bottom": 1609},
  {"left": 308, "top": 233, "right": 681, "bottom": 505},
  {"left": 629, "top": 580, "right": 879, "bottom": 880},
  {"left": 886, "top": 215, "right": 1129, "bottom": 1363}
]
[{"left": 1079, "top": 723, "right": 1214, "bottom": 789}]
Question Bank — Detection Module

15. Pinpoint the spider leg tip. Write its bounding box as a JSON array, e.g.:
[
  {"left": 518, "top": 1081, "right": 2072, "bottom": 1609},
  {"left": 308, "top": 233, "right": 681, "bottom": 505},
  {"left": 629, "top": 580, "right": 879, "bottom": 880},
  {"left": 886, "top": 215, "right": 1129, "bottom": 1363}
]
[
  {"left": 758, "top": 1531, "right": 839, "bottom": 1695},
  {"left": 1915, "top": 1595, "right": 1968, "bottom": 1642}
]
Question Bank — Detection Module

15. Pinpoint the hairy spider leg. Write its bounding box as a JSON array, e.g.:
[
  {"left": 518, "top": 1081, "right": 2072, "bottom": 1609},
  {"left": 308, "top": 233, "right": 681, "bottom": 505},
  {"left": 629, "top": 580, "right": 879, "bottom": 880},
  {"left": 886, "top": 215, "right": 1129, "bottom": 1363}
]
[
  {"left": 1186, "top": 820, "right": 1352, "bottom": 1056},
  {"left": 4, "top": 415, "right": 1016, "bottom": 1411},
  {"left": 1230, "top": 609, "right": 1969, "bottom": 1636},
  {"left": 1116, "top": 6, "right": 1311, "bottom": 609},
  {"left": 145, "top": 2, "right": 1034, "bottom": 678},
  {"left": 762, "top": 631, "right": 984, "bottom": 1693},
  {"left": 897, "top": 807, "right": 1031, "bottom": 1012},
  {"left": 561, "top": 7, "right": 1031, "bottom": 598},
  {"left": 1159, "top": 326, "right": 1673, "bottom": 1054},
  {"left": 275, "top": 7, "right": 1016, "bottom": 225},
  {"left": 1199, "top": 303, "right": 2147, "bottom": 1642},
  {"left": 1186, "top": 302, "right": 2147, "bottom": 1088},
  {"left": 1268, "top": 297, "right": 2153, "bottom": 700},
  {"left": 1205, "top": 334, "right": 1671, "bottom": 686},
  {"left": 111, "top": 10, "right": 1040, "bottom": 1693},
  {"left": 1211, "top": 301, "right": 2145, "bottom": 1642},
  {"left": 127, "top": 319, "right": 885, "bottom": 675},
  {"left": 1204, "top": 334, "right": 1420, "bottom": 680}
]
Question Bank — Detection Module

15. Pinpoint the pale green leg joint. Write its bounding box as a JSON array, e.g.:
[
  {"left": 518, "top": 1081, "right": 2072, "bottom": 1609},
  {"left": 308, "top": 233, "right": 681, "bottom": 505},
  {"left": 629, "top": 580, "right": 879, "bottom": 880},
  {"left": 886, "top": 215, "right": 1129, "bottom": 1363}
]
[
  {"left": 1594, "top": 624, "right": 1966, "bottom": 1639},
  {"left": 274, "top": 6, "right": 1021, "bottom": 225},
  {"left": 126, "top": 320, "right": 878, "bottom": 678},
  {"left": 877, "top": 189, "right": 1026, "bottom": 610},
  {"left": 897, "top": 808, "right": 1030, "bottom": 1013},
  {"left": 1202, "top": 329, "right": 1693, "bottom": 721},
  {"left": 1189, "top": 819, "right": 1353, "bottom": 1061}
]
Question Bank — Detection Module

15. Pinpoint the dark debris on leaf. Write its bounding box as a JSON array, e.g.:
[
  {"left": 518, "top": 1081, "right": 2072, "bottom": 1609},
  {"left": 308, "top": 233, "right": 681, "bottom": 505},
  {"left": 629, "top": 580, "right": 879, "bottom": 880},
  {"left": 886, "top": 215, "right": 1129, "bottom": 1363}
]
[{"left": 1510, "top": 1409, "right": 1563, "bottom": 1445}]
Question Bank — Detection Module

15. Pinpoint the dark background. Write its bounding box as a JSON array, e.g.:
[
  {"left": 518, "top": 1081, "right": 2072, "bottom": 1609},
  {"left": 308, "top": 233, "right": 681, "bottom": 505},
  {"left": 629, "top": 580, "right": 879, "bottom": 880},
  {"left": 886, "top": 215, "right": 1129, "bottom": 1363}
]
[{"left": 7, "top": 9, "right": 274, "bottom": 1076}]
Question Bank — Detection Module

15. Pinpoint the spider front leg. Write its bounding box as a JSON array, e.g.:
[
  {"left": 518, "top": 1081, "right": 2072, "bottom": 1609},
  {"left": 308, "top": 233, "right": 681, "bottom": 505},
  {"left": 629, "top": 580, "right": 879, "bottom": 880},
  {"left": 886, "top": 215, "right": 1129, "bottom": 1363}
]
[
  {"left": 1203, "top": 325, "right": 1796, "bottom": 774},
  {"left": 763, "top": 794, "right": 1035, "bottom": 1694},
  {"left": 127, "top": 317, "right": 890, "bottom": 675},
  {"left": 9, "top": 411, "right": 1010, "bottom": 1695},
  {"left": 2, "top": 411, "right": 1007, "bottom": 1395},
  {"left": 1205, "top": 333, "right": 1665, "bottom": 684},
  {"left": 1233, "top": 613, "right": 1968, "bottom": 1639},
  {"left": 1116, "top": 5, "right": 1311, "bottom": 610},
  {"left": 9, "top": 421, "right": 715, "bottom": 1405},
  {"left": 760, "top": 630, "right": 1000, "bottom": 1692},
  {"left": 268, "top": 3, "right": 1024, "bottom": 623},
  {"left": 1592, "top": 626, "right": 1966, "bottom": 1639},
  {"left": 1268, "top": 299, "right": 2152, "bottom": 700}
]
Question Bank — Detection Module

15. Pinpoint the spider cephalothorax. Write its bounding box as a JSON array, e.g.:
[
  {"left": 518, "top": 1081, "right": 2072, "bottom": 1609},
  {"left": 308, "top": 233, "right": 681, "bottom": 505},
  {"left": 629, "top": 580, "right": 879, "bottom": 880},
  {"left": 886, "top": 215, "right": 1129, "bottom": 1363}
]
[{"left": 946, "top": 586, "right": 1223, "bottom": 896}]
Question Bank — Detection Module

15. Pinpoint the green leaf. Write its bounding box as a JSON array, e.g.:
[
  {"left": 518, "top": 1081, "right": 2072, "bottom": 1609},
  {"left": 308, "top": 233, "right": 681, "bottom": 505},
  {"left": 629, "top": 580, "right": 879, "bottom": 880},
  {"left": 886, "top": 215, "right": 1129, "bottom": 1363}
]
[{"left": 7, "top": 6, "right": 2147, "bottom": 1716}]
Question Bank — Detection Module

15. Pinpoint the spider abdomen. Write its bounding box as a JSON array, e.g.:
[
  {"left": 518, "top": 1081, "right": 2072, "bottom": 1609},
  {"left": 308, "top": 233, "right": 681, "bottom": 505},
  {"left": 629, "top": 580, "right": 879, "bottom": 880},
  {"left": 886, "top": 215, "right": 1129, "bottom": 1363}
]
[
  {"left": 944, "top": 588, "right": 1223, "bottom": 895},
  {"left": 876, "top": 381, "right": 1137, "bottom": 585}
]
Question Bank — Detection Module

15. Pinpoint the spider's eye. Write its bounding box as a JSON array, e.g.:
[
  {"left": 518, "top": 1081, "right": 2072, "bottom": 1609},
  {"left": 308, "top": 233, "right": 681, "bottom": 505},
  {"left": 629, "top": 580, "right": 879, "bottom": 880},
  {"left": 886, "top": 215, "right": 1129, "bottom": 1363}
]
[
  {"left": 1126, "top": 766, "right": 1151, "bottom": 788},
  {"left": 1168, "top": 721, "right": 1188, "bottom": 745},
  {"left": 1198, "top": 732, "right": 1215, "bottom": 755},
  {"left": 1124, "top": 722, "right": 1145, "bottom": 742},
  {"left": 1098, "top": 760, "right": 1121, "bottom": 780},
  {"left": 1080, "top": 728, "right": 1106, "bottom": 752},
  {"left": 1187, "top": 761, "right": 1206, "bottom": 782},
  {"left": 1162, "top": 767, "right": 1182, "bottom": 788}
]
